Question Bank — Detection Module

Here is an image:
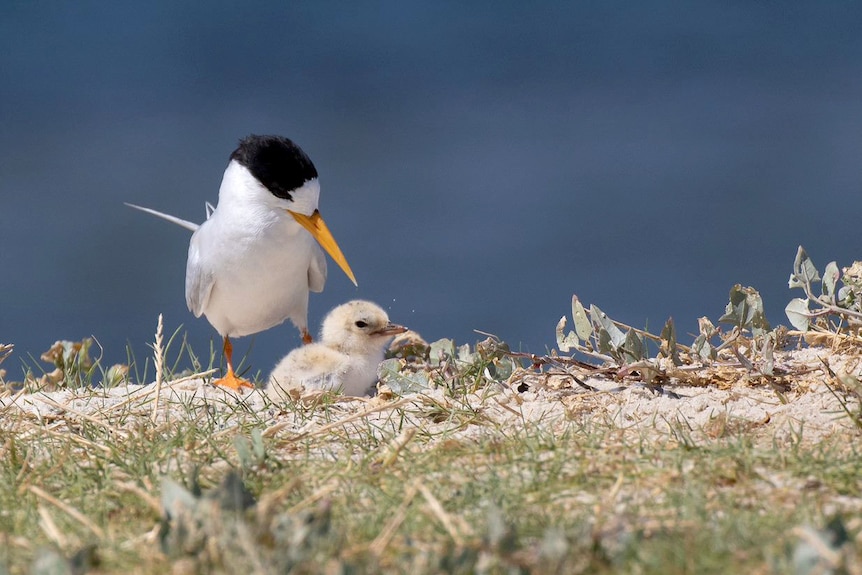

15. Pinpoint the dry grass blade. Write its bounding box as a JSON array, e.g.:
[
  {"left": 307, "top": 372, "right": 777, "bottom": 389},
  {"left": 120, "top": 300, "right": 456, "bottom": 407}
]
[
  {"left": 2, "top": 533, "right": 33, "bottom": 550},
  {"left": 266, "top": 395, "right": 417, "bottom": 441},
  {"left": 25, "top": 421, "right": 113, "bottom": 456},
  {"left": 31, "top": 394, "right": 128, "bottom": 437},
  {"left": 372, "top": 428, "right": 417, "bottom": 468},
  {"left": 29, "top": 485, "right": 106, "bottom": 539},
  {"left": 255, "top": 478, "right": 301, "bottom": 524},
  {"left": 104, "top": 368, "right": 219, "bottom": 414},
  {"left": 418, "top": 483, "right": 473, "bottom": 545},
  {"left": 151, "top": 313, "right": 164, "bottom": 424},
  {"left": 818, "top": 357, "right": 862, "bottom": 429},
  {"left": 0, "top": 343, "right": 13, "bottom": 365},
  {"left": 115, "top": 481, "right": 163, "bottom": 515},
  {"left": 37, "top": 505, "right": 67, "bottom": 548},
  {"left": 287, "top": 479, "right": 340, "bottom": 515},
  {"left": 369, "top": 480, "right": 420, "bottom": 556}
]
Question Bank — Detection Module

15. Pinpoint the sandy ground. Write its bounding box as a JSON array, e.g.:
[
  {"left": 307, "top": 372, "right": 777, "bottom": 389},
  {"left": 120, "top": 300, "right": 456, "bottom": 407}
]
[{"left": 2, "top": 346, "right": 859, "bottom": 449}]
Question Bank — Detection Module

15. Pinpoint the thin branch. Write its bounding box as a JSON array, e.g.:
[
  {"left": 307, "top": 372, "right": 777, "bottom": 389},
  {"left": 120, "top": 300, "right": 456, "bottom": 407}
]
[
  {"left": 609, "top": 320, "right": 694, "bottom": 353},
  {"left": 800, "top": 277, "right": 862, "bottom": 320}
]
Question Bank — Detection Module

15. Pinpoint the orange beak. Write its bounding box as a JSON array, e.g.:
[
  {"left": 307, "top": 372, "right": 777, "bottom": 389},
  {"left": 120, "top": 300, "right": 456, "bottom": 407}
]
[{"left": 288, "top": 209, "right": 358, "bottom": 286}]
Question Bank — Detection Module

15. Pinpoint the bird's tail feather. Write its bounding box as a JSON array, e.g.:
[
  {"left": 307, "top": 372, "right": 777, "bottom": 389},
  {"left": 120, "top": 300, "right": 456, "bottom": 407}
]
[{"left": 125, "top": 203, "right": 200, "bottom": 232}]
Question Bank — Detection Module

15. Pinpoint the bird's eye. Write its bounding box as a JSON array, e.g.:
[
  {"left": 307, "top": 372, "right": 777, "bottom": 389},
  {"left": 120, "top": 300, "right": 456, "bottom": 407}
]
[{"left": 355, "top": 321, "right": 368, "bottom": 328}]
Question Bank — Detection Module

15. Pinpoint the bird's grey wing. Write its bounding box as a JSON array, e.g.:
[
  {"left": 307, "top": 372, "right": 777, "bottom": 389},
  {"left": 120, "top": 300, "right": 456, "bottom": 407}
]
[
  {"left": 185, "top": 233, "right": 214, "bottom": 317},
  {"left": 296, "top": 357, "right": 350, "bottom": 391},
  {"left": 125, "top": 203, "right": 200, "bottom": 232},
  {"left": 308, "top": 243, "right": 328, "bottom": 293}
]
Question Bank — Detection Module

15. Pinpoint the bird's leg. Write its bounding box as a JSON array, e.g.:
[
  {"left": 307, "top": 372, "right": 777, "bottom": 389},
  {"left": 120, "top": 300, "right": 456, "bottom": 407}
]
[
  {"left": 212, "top": 336, "right": 254, "bottom": 391},
  {"left": 301, "top": 329, "right": 313, "bottom": 345}
]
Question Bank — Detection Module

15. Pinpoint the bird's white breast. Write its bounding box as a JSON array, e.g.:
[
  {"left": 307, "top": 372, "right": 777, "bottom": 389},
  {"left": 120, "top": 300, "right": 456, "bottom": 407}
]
[{"left": 186, "top": 162, "right": 325, "bottom": 337}]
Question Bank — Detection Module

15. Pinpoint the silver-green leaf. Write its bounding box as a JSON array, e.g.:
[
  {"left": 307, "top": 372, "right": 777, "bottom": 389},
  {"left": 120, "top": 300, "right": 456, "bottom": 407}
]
[
  {"left": 428, "top": 338, "right": 456, "bottom": 366},
  {"left": 378, "top": 358, "right": 431, "bottom": 394},
  {"left": 822, "top": 261, "right": 839, "bottom": 299},
  {"left": 785, "top": 297, "right": 811, "bottom": 331},
  {"left": 793, "top": 245, "right": 820, "bottom": 286},
  {"left": 571, "top": 295, "right": 593, "bottom": 341},
  {"left": 555, "top": 316, "right": 579, "bottom": 352},
  {"left": 590, "top": 305, "right": 626, "bottom": 349}
]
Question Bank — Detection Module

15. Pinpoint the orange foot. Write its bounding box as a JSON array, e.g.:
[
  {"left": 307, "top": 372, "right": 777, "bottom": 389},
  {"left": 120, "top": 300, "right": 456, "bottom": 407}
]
[
  {"left": 212, "top": 371, "right": 255, "bottom": 392},
  {"left": 214, "top": 335, "right": 255, "bottom": 392},
  {"left": 301, "top": 328, "right": 313, "bottom": 345}
]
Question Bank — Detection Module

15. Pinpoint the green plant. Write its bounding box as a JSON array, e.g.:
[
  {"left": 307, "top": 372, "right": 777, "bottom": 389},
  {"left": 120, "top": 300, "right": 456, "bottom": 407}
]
[
  {"left": 554, "top": 283, "right": 774, "bottom": 373},
  {"left": 785, "top": 245, "right": 862, "bottom": 332}
]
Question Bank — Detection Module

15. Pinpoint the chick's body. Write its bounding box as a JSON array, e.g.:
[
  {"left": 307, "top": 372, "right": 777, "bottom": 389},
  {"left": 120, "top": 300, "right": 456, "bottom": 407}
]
[{"left": 267, "top": 300, "right": 406, "bottom": 397}]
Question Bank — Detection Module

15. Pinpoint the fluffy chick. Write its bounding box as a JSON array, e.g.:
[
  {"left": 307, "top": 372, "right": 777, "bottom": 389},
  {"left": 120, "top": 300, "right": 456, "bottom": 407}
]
[{"left": 267, "top": 300, "right": 406, "bottom": 398}]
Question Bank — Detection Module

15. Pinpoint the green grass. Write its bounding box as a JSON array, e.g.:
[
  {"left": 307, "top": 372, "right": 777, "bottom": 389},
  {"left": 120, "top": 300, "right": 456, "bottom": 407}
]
[
  {"left": 7, "top": 248, "right": 862, "bottom": 573},
  {"left": 1, "top": 365, "right": 860, "bottom": 574},
  {"left": 1, "top": 307, "right": 861, "bottom": 574}
]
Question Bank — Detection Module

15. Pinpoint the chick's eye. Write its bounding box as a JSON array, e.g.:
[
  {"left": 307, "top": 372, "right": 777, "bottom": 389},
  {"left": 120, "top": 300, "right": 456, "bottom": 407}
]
[{"left": 355, "top": 321, "right": 368, "bottom": 328}]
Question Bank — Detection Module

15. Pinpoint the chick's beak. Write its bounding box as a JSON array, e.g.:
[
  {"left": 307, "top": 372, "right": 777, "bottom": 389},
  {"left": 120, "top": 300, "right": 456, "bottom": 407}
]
[
  {"left": 288, "top": 209, "right": 358, "bottom": 286},
  {"left": 373, "top": 323, "right": 408, "bottom": 337}
]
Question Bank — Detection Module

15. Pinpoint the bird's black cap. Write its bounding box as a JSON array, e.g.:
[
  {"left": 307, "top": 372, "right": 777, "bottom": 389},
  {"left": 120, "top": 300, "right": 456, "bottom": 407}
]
[{"left": 230, "top": 135, "right": 319, "bottom": 201}]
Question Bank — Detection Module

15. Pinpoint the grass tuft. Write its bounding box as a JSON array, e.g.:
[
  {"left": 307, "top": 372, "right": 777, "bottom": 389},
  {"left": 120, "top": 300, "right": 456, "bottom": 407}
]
[{"left": 3, "top": 245, "right": 862, "bottom": 574}]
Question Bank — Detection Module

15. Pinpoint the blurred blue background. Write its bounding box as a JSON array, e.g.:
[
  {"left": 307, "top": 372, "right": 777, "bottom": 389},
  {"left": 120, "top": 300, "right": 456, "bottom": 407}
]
[{"left": 2, "top": 2, "right": 861, "bottom": 379}]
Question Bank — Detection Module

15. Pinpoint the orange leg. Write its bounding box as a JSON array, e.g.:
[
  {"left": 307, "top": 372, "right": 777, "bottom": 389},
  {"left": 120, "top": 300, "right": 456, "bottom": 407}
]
[
  {"left": 301, "top": 329, "right": 313, "bottom": 345},
  {"left": 212, "top": 336, "right": 254, "bottom": 391}
]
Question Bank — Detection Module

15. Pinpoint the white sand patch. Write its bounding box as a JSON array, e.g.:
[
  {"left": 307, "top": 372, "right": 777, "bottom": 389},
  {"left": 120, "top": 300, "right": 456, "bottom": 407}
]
[{"left": 1, "top": 347, "right": 859, "bottom": 448}]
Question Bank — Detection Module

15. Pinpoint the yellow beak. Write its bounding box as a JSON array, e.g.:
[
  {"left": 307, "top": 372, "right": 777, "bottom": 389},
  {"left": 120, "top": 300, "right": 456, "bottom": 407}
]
[{"left": 288, "top": 209, "right": 358, "bottom": 286}]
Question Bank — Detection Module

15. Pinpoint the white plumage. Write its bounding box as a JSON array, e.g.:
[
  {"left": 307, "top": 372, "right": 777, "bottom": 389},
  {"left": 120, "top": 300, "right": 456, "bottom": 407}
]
[
  {"left": 128, "top": 135, "right": 356, "bottom": 391},
  {"left": 185, "top": 162, "right": 327, "bottom": 339}
]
